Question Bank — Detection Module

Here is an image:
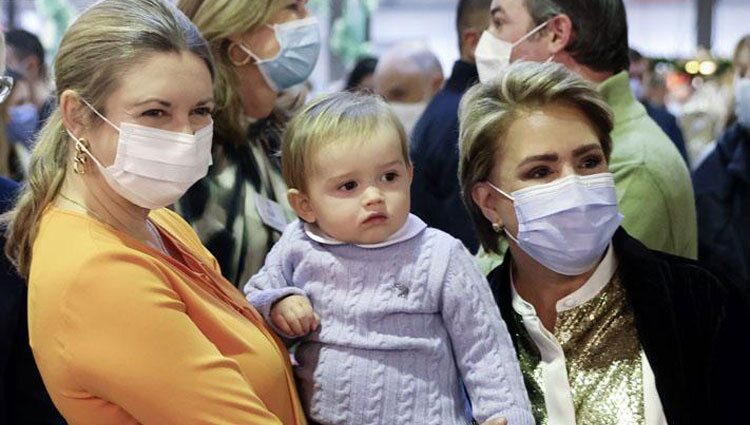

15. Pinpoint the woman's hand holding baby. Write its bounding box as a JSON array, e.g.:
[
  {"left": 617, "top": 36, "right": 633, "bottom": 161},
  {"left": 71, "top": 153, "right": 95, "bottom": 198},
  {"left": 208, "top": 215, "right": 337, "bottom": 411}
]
[{"left": 270, "top": 295, "right": 320, "bottom": 337}]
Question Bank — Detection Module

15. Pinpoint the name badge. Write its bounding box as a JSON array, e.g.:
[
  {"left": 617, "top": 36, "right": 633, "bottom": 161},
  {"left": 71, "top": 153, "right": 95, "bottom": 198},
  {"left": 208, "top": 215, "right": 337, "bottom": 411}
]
[{"left": 255, "top": 195, "right": 289, "bottom": 233}]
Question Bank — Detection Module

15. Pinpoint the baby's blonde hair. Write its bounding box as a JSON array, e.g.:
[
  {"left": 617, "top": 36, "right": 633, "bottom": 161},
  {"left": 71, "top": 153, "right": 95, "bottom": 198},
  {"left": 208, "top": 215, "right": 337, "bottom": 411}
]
[{"left": 282, "top": 92, "right": 410, "bottom": 192}]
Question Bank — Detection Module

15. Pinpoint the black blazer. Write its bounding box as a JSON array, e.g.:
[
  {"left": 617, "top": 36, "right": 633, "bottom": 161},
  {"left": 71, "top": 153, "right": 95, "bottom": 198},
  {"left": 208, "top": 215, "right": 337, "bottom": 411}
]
[
  {"left": 0, "top": 177, "right": 65, "bottom": 424},
  {"left": 488, "top": 227, "right": 749, "bottom": 424}
]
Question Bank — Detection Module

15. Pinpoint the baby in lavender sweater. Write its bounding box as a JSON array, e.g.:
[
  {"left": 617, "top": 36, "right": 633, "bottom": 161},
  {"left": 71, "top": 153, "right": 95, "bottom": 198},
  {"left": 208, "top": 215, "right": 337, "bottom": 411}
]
[{"left": 244, "top": 92, "right": 532, "bottom": 425}]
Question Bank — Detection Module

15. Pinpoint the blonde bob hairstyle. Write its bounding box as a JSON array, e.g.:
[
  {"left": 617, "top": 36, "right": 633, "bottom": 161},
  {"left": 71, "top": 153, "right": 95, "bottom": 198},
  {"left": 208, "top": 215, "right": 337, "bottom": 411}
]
[
  {"left": 2, "top": 0, "right": 214, "bottom": 278},
  {"left": 458, "top": 61, "right": 614, "bottom": 254},
  {"left": 281, "top": 91, "right": 410, "bottom": 193},
  {"left": 177, "top": 0, "right": 284, "bottom": 146}
]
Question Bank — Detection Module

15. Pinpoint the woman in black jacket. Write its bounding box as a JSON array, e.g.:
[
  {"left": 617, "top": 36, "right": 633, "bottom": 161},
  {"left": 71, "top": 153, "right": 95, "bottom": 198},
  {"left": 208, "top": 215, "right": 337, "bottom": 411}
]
[{"left": 458, "top": 61, "right": 748, "bottom": 424}]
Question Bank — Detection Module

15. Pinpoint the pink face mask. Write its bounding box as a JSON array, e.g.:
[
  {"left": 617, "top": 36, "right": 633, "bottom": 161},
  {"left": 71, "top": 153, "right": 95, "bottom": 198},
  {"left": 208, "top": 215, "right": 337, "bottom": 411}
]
[{"left": 67, "top": 99, "right": 214, "bottom": 209}]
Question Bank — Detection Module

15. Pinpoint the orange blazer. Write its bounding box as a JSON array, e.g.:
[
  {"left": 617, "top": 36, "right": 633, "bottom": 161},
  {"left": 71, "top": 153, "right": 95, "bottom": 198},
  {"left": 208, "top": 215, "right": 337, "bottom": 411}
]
[{"left": 28, "top": 207, "right": 306, "bottom": 425}]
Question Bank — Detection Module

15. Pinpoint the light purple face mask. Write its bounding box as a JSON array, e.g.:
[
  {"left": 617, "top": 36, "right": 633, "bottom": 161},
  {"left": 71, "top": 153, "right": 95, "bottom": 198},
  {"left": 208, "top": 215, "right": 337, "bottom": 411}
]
[{"left": 487, "top": 172, "right": 623, "bottom": 275}]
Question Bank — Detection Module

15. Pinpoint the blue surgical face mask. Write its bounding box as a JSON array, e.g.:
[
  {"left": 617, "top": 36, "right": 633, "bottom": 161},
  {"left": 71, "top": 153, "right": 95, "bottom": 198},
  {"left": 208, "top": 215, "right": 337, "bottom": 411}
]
[
  {"left": 8, "top": 103, "right": 39, "bottom": 149},
  {"left": 735, "top": 77, "right": 750, "bottom": 130},
  {"left": 234, "top": 17, "right": 321, "bottom": 92}
]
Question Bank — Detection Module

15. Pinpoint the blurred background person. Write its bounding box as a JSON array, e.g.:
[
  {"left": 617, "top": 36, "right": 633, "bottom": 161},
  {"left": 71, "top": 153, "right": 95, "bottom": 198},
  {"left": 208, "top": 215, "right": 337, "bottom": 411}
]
[
  {"left": 373, "top": 41, "right": 444, "bottom": 136},
  {"left": 344, "top": 55, "right": 378, "bottom": 93},
  {"left": 410, "top": 0, "right": 491, "bottom": 254},
  {"left": 629, "top": 48, "right": 689, "bottom": 164},
  {"left": 474, "top": 0, "right": 696, "bottom": 273},
  {"left": 176, "top": 0, "right": 320, "bottom": 287},
  {"left": 0, "top": 31, "right": 65, "bottom": 425},
  {"left": 4, "top": 29, "right": 53, "bottom": 124},
  {"left": 1, "top": 68, "right": 34, "bottom": 180},
  {"left": 4, "top": 68, "right": 38, "bottom": 177},
  {"left": 693, "top": 34, "right": 750, "bottom": 290}
]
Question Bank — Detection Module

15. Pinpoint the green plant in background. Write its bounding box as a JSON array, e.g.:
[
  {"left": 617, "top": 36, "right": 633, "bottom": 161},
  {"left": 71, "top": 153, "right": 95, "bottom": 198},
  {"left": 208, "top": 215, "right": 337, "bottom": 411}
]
[
  {"left": 35, "top": 0, "right": 76, "bottom": 59},
  {"left": 310, "top": 0, "right": 379, "bottom": 66}
]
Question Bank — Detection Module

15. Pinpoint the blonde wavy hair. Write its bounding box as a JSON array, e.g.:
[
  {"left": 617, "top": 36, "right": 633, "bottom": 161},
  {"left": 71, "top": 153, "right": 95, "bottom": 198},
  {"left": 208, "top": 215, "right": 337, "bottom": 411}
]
[
  {"left": 177, "top": 0, "right": 284, "bottom": 146},
  {"left": 458, "top": 61, "right": 614, "bottom": 254},
  {"left": 282, "top": 91, "right": 410, "bottom": 192},
  {"left": 2, "top": 0, "right": 214, "bottom": 278}
]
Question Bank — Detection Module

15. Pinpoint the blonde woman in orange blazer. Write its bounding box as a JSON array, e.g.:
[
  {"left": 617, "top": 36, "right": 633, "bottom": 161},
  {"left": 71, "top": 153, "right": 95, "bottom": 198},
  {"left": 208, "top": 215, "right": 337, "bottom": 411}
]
[{"left": 2, "top": 0, "right": 305, "bottom": 423}]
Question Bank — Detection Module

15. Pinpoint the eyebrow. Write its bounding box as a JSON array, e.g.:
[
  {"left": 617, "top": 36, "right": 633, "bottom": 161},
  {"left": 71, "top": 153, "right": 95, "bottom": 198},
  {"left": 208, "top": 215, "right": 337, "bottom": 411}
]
[
  {"left": 517, "top": 143, "right": 603, "bottom": 168},
  {"left": 380, "top": 160, "right": 405, "bottom": 169},
  {"left": 518, "top": 153, "right": 558, "bottom": 168},
  {"left": 572, "top": 143, "right": 604, "bottom": 156},
  {"left": 131, "top": 97, "right": 215, "bottom": 108},
  {"left": 490, "top": 5, "right": 505, "bottom": 16},
  {"left": 324, "top": 160, "right": 404, "bottom": 183}
]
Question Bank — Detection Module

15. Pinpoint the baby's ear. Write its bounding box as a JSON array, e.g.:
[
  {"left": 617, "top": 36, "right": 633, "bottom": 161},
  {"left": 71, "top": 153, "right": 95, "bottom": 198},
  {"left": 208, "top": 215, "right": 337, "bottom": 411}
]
[{"left": 288, "top": 189, "right": 316, "bottom": 223}]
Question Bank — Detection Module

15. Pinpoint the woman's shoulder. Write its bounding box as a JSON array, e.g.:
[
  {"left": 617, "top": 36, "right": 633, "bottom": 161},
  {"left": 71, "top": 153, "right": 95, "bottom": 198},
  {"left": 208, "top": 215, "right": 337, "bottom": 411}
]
[
  {"left": 614, "top": 227, "right": 742, "bottom": 306},
  {"left": 33, "top": 208, "right": 170, "bottom": 284}
]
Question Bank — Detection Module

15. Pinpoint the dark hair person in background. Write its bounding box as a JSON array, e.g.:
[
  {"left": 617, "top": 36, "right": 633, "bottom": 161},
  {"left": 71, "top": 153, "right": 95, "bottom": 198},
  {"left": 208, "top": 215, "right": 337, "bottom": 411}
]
[
  {"left": 345, "top": 55, "right": 378, "bottom": 93},
  {"left": 410, "top": 0, "right": 491, "bottom": 253},
  {"left": 5, "top": 29, "right": 54, "bottom": 126},
  {"left": 0, "top": 32, "right": 64, "bottom": 425}
]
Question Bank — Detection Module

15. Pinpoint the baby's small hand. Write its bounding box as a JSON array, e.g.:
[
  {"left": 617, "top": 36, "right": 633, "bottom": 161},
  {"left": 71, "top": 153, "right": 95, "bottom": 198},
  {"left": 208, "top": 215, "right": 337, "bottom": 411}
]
[
  {"left": 270, "top": 295, "right": 320, "bottom": 337},
  {"left": 481, "top": 418, "right": 507, "bottom": 425}
]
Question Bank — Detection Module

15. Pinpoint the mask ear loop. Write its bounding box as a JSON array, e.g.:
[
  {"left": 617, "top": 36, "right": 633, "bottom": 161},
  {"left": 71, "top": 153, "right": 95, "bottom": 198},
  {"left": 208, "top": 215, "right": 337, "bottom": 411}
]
[
  {"left": 77, "top": 97, "right": 121, "bottom": 132},
  {"left": 227, "top": 41, "right": 258, "bottom": 67},
  {"left": 485, "top": 181, "right": 521, "bottom": 243},
  {"left": 227, "top": 23, "right": 280, "bottom": 67},
  {"left": 512, "top": 18, "right": 554, "bottom": 49}
]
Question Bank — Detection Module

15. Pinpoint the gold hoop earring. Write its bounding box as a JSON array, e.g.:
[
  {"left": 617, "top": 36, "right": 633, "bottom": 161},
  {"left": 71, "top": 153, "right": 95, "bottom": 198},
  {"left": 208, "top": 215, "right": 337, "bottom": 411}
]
[
  {"left": 492, "top": 222, "right": 503, "bottom": 233},
  {"left": 73, "top": 138, "right": 90, "bottom": 175}
]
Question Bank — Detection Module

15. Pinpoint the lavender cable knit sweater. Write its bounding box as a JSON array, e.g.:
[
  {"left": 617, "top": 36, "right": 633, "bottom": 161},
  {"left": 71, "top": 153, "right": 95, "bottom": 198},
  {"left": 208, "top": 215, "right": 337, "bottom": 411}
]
[{"left": 245, "top": 216, "right": 533, "bottom": 425}]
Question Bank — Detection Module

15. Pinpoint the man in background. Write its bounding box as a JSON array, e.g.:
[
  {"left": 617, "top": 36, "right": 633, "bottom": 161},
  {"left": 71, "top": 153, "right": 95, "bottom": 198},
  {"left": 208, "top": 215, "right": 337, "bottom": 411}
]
[
  {"left": 374, "top": 42, "right": 444, "bottom": 136},
  {"left": 475, "top": 0, "right": 696, "bottom": 271},
  {"left": 410, "top": 0, "right": 492, "bottom": 253},
  {"left": 5, "top": 29, "right": 51, "bottom": 115}
]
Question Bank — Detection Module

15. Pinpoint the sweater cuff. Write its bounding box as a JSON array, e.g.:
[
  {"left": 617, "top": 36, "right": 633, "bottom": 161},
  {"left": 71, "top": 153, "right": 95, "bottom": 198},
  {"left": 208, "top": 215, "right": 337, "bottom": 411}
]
[{"left": 484, "top": 409, "right": 535, "bottom": 425}]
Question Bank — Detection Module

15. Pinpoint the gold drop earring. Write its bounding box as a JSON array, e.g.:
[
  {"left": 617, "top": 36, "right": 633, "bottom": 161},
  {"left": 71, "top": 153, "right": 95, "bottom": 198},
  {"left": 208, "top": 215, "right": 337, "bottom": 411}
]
[
  {"left": 73, "top": 138, "right": 90, "bottom": 175},
  {"left": 492, "top": 222, "right": 503, "bottom": 233}
]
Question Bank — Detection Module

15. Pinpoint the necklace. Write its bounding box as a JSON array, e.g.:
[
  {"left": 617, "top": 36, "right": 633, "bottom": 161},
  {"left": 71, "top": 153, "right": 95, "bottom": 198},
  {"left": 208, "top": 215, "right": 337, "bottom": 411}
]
[
  {"left": 58, "top": 192, "right": 108, "bottom": 223},
  {"left": 58, "top": 192, "right": 167, "bottom": 254}
]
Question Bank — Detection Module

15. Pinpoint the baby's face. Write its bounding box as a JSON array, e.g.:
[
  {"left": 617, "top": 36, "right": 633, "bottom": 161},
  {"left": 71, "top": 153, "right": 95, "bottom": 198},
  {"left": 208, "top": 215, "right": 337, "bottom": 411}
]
[{"left": 300, "top": 125, "right": 412, "bottom": 245}]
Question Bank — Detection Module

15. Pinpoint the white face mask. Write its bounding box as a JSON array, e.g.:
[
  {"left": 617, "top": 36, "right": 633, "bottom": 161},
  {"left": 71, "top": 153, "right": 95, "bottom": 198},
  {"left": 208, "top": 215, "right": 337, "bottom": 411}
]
[
  {"left": 390, "top": 101, "right": 428, "bottom": 137},
  {"left": 735, "top": 77, "right": 750, "bottom": 130},
  {"left": 68, "top": 99, "right": 213, "bottom": 209},
  {"left": 488, "top": 173, "right": 623, "bottom": 275},
  {"left": 475, "top": 19, "right": 552, "bottom": 83}
]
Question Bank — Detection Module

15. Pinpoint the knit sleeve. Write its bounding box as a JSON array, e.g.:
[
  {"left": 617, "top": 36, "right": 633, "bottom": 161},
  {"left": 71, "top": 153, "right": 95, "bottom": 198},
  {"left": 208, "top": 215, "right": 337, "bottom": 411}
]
[
  {"left": 243, "top": 222, "right": 306, "bottom": 323},
  {"left": 440, "top": 240, "right": 534, "bottom": 424}
]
